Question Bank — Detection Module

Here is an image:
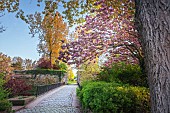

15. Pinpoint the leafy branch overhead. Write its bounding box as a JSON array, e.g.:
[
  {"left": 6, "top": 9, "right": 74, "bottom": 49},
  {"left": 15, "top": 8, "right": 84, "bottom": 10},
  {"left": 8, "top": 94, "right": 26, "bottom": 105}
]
[
  {"left": 58, "top": 0, "right": 143, "bottom": 70},
  {"left": 1, "top": 0, "right": 96, "bottom": 27}
]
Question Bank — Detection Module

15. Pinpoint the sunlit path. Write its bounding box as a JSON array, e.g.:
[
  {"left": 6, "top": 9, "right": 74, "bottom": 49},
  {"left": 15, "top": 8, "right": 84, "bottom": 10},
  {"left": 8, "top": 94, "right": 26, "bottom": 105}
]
[{"left": 16, "top": 85, "right": 81, "bottom": 113}]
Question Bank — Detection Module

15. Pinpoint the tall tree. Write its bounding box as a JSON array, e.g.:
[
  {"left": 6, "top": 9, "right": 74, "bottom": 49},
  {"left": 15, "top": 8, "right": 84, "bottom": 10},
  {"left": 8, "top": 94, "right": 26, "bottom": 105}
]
[
  {"left": 78, "top": 59, "right": 100, "bottom": 83},
  {"left": 135, "top": 0, "right": 170, "bottom": 112},
  {"left": 68, "top": 69, "right": 74, "bottom": 81},
  {"left": 0, "top": 52, "right": 13, "bottom": 76},
  {"left": 23, "top": 59, "right": 36, "bottom": 70},
  {"left": 11, "top": 57, "right": 24, "bottom": 70},
  {"left": 59, "top": 0, "right": 143, "bottom": 69},
  {"left": 34, "top": 11, "right": 68, "bottom": 66}
]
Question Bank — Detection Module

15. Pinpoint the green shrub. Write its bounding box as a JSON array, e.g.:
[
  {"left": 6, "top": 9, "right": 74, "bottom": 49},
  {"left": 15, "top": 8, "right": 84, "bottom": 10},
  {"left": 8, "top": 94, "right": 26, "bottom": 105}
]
[
  {"left": 0, "top": 99, "right": 12, "bottom": 112},
  {"left": 98, "top": 63, "right": 122, "bottom": 83},
  {"left": 0, "top": 73, "right": 8, "bottom": 100},
  {"left": 58, "top": 62, "right": 67, "bottom": 71},
  {"left": 0, "top": 73, "right": 12, "bottom": 112},
  {"left": 77, "top": 81, "right": 150, "bottom": 113},
  {"left": 98, "top": 62, "right": 148, "bottom": 87},
  {"left": 117, "top": 64, "right": 148, "bottom": 87},
  {"left": 0, "top": 73, "right": 9, "bottom": 99}
]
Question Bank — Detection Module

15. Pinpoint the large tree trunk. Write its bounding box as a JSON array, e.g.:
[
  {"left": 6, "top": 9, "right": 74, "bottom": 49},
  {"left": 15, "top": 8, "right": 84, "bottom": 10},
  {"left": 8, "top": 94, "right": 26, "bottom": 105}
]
[{"left": 135, "top": 0, "right": 170, "bottom": 113}]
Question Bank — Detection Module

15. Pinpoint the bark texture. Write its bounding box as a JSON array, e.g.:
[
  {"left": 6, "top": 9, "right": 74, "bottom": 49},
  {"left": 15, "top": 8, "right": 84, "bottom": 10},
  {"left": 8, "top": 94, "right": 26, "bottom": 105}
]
[{"left": 135, "top": 0, "right": 170, "bottom": 113}]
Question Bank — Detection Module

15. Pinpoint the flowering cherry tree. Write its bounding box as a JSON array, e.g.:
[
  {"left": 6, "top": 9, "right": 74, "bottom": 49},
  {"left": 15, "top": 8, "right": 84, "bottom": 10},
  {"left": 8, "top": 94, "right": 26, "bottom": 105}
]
[{"left": 59, "top": 0, "right": 143, "bottom": 69}]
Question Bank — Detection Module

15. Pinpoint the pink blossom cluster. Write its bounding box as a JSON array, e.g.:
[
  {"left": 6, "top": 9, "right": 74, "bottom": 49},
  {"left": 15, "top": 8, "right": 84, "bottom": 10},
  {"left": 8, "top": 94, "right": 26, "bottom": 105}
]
[{"left": 59, "top": 0, "right": 142, "bottom": 67}]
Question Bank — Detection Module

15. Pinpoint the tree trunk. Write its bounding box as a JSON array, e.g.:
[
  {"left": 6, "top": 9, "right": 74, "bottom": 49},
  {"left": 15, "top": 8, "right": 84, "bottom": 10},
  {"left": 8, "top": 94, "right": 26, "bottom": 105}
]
[
  {"left": 135, "top": 0, "right": 170, "bottom": 113},
  {"left": 49, "top": 51, "right": 52, "bottom": 69}
]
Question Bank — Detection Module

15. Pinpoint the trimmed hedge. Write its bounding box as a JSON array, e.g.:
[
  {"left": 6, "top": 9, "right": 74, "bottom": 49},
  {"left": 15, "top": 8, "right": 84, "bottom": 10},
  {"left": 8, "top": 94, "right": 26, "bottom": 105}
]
[
  {"left": 14, "top": 69, "right": 66, "bottom": 75},
  {"left": 77, "top": 81, "right": 150, "bottom": 113}
]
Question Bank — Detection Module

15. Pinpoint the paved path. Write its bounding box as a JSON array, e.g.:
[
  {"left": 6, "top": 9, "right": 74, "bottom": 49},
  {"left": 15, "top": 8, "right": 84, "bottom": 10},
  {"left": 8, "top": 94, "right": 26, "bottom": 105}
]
[{"left": 16, "top": 85, "right": 81, "bottom": 113}]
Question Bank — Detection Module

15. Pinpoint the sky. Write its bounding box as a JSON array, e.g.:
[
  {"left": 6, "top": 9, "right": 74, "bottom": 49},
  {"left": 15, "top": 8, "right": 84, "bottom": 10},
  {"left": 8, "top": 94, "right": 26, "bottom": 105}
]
[
  {"left": 0, "top": 0, "right": 69, "bottom": 61},
  {"left": 0, "top": 14, "right": 40, "bottom": 61},
  {"left": 0, "top": 1, "right": 78, "bottom": 75}
]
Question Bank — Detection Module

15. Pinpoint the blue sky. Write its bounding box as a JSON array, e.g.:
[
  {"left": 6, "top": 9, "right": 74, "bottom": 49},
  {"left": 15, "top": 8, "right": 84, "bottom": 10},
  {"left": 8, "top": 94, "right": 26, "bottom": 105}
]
[
  {"left": 0, "top": 13, "right": 40, "bottom": 60},
  {"left": 0, "top": 0, "right": 69, "bottom": 61},
  {"left": 0, "top": 1, "right": 43, "bottom": 61}
]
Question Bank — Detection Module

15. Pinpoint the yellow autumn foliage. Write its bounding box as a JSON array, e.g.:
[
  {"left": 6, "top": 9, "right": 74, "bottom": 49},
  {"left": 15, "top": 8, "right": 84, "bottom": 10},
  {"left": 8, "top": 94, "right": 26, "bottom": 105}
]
[
  {"left": 42, "top": 12, "right": 68, "bottom": 64},
  {"left": 68, "top": 68, "right": 75, "bottom": 81}
]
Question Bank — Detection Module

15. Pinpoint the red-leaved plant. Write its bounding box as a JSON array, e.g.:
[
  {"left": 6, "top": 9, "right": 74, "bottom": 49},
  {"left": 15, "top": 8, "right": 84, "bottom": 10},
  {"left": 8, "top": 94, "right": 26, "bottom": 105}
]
[
  {"left": 36, "top": 57, "right": 53, "bottom": 69},
  {"left": 5, "top": 79, "right": 32, "bottom": 97}
]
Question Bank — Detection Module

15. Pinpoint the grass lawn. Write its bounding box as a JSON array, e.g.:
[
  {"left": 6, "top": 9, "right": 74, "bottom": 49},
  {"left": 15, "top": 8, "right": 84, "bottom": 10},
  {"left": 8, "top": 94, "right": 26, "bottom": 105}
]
[{"left": 67, "top": 80, "right": 77, "bottom": 85}]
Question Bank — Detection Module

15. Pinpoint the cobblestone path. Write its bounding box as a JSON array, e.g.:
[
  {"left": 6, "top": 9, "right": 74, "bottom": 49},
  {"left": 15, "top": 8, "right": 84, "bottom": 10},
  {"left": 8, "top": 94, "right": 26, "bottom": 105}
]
[{"left": 16, "top": 85, "right": 81, "bottom": 113}]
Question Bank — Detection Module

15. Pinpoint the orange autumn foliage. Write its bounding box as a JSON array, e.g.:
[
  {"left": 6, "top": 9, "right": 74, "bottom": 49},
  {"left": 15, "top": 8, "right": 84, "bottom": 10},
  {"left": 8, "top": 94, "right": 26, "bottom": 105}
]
[{"left": 42, "top": 12, "right": 68, "bottom": 65}]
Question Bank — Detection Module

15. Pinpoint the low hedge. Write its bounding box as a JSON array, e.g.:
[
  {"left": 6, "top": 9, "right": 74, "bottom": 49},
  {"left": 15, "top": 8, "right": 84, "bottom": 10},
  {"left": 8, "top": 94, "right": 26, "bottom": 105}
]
[
  {"left": 14, "top": 69, "right": 66, "bottom": 76},
  {"left": 77, "top": 81, "right": 150, "bottom": 113},
  {"left": 0, "top": 99, "right": 12, "bottom": 112}
]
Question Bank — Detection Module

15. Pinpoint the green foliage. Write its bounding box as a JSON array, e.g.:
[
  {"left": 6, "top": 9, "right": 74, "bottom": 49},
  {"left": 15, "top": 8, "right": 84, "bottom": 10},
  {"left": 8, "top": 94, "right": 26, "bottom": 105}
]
[
  {"left": 0, "top": 99, "right": 12, "bottom": 112},
  {"left": 58, "top": 62, "right": 67, "bottom": 71},
  {"left": 0, "top": 73, "right": 9, "bottom": 100},
  {"left": 78, "top": 61, "right": 100, "bottom": 84},
  {"left": 98, "top": 62, "right": 148, "bottom": 87},
  {"left": 98, "top": 63, "right": 123, "bottom": 83},
  {"left": 117, "top": 63, "right": 148, "bottom": 87},
  {"left": 0, "top": 73, "right": 12, "bottom": 112},
  {"left": 14, "top": 69, "right": 66, "bottom": 76},
  {"left": 127, "top": 86, "right": 151, "bottom": 112},
  {"left": 67, "top": 80, "right": 76, "bottom": 85},
  {"left": 77, "top": 81, "right": 150, "bottom": 113}
]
